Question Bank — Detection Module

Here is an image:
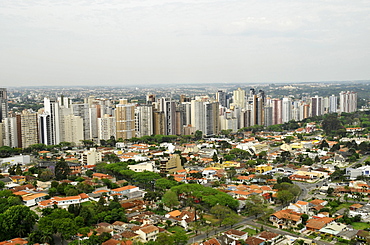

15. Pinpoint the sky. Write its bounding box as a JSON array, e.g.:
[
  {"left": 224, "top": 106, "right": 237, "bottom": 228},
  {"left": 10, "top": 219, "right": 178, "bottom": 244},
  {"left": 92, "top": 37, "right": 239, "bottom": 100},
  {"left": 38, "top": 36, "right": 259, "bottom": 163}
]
[{"left": 0, "top": 0, "right": 369, "bottom": 86}]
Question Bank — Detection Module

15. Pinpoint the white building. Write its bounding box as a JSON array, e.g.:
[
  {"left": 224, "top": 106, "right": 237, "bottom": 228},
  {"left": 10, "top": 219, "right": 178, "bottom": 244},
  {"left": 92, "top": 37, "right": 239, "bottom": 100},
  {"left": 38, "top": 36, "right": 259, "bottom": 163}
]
[
  {"left": 340, "top": 91, "right": 357, "bottom": 113},
  {"left": 135, "top": 105, "right": 153, "bottom": 138},
  {"left": 64, "top": 114, "right": 84, "bottom": 146},
  {"left": 98, "top": 114, "right": 116, "bottom": 142},
  {"left": 81, "top": 148, "right": 102, "bottom": 165}
]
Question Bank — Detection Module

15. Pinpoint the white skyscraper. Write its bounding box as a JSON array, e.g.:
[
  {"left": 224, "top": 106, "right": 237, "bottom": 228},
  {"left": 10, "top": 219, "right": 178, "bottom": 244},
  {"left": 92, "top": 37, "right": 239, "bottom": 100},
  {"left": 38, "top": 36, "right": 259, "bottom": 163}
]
[
  {"left": 282, "top": 97, "right": 291, "bottom": 123},
  {"left": 2, "top": 117, "right": 18, "bottom": 147},
  {"left": 135, "top": 105, "right": 153, "bottom": 137},
  {"left": 39, "top": 98, "right": 61, "bottom": 145},
  {"left": 72, "top": 103, "right": 90, "bottom": 140},
  {"left": 191, "top": 99, "right": 220, "bottom": 135},
  {"left": 64, "top": 115, "right": 84, "bottom": 145},
  {"left": 98, "top": 114, "right": 116, "bottom": 142},
  {"left": 233, "top": 88, "right": 246, "bottom": 109},
  {"left": 329, "top": 95, "right": 337, "bottom": 113},
  {"left": 340, "top": 91, "right": 357, "bottom": 113}
]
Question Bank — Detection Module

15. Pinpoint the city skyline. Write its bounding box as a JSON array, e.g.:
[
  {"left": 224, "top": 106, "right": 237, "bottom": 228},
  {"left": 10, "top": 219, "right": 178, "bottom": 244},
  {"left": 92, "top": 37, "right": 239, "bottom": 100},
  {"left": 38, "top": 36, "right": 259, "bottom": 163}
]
[{"left": 1, "top": 0, "right": 370, "bottom": 86}]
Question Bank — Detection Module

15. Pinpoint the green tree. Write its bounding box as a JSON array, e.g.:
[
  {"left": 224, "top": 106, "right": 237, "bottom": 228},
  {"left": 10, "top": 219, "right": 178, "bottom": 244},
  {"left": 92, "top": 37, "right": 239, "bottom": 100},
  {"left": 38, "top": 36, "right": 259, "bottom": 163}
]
[
  {"left": 172, "top": 230, "right": 189, "bottom": 245},
  {"left": 162, "top": 190, "right": 179, "bottom": 208},
  {"left": 103, "top": 153, "right": 121, "bottom": 163},
  {"left": 53, "top": 218, "right": 77, "bottom": 243},
  {"left": 155, "top": 232, "right": 174, "bottom": 244},
  {"left": 55, "top": 158, "right": 71, "bottom": 180},
  {"left": 322, "top": 114, "right": 344, "bottom": 135},
  {"left": 276, "top": 190, "right": 295, "bottom": 205},
  {"left": 194, "top": 130, "right": 203, "bottom": 140},
  {"left": 0, "top": 205, "right": 38, "bottom": 240},
  {"left": 155, "top": 178, "right": 178, "bottom": 193}
]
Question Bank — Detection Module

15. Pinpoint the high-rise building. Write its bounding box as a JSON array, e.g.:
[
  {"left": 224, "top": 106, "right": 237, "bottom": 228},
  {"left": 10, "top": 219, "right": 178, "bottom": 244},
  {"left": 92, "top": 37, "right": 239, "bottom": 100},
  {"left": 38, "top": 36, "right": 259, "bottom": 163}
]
[
  {"left": 72, "top": 103, "right": 90, "bottom": 140},
  {"left": 64, "top": 115, "right": 84, "bottom": 145},
  {"left": 272, "top": 99, "right": 282, "bottom": 125},
  {"left": 180, "top": 94, "right": 191, "bottom": 103},
  {"left": 59, "top": 107, "right": 72, "bottom": 143},
  {"left": 303, "top": 104, "right": 310, "bottom": 119},
  {"left": 58, "top": 95, "right": 72, "bottom": 108},
  {"left": 157, "top": 98, "right": 177, "bottom": 135},
  {"left": 135, "top": 105, "right": 153, "bottom": 137},
  {"left": 20, "top": 110, "right": 39, "bottom": 148},
  {"left": 98, "top": 114, "right": 116, "bottom": 143},
  {"left": 233, "top": 88, "right": 246, "bottom": 109},
  {"left": 191, "top": 99, "right": 219, "bottom": 135},
  {"left": 329, "top": 95, "right": 337, "bottom": 113},
  {"left": 115, "top": 99, "right": 135, "bottom": 140},
  {"left": 311, "top": 96, "right": 323, "bottom": 117},
  {"left": 250, "top": 90, "right": 265, "bottom": 125},
  {"left": 146, "top": 94, "right": 156, "bottom": 104},
  {"left": 0, "top": 88, "right": 8, "bottom": 121},
  {"left": 264, "top": 106, "right": 273, "bottom": 127},
  {"left": 282, "top": 97, "right": 292, "bottom": 123},
  {"left": 2, "top": 117, "right": 18, "bottom": 147},
  {"left": 180, "top": 102, "right": 192, "bottom": 127},
  {"left": 39, "top": 98, "right": 61, "bottom": 145},
  {"left": 339, "top": 91, "right": 357, "bottom": 113},
  {"left": 153, "top": 111, "right": 165, "bottom": 135},
  {"left": 89, "top": 106, "right": 98, "bottom": 141},
  {"left": 216, "top": 90, "right": 227, "bottom": 108}
]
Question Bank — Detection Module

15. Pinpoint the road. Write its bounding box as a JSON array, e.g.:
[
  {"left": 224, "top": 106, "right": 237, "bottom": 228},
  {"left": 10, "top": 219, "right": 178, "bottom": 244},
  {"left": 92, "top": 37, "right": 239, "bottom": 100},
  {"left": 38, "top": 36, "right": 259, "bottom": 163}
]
[
  {"left": 188, "top": 156, "right": 370, "bottom": 244},
  {"left": 188, "top": 217, "right": 333, "bottom": 245},
  {"left": 294, "top": 155, "right": 370, "bottom": 200}
]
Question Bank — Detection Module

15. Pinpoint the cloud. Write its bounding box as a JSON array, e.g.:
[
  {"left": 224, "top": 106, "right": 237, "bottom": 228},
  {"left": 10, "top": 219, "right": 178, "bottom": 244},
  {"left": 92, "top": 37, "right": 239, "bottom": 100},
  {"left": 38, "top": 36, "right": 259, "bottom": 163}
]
[{"left": 0, "top": 0, "right": 369, "bottom": 85}]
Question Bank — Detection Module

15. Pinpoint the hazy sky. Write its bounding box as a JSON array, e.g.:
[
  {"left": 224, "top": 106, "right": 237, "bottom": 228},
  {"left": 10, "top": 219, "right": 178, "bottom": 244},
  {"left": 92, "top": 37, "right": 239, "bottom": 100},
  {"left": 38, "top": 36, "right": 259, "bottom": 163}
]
[{"left": 1, "top": 0, "right": 369, "bottom": 86}]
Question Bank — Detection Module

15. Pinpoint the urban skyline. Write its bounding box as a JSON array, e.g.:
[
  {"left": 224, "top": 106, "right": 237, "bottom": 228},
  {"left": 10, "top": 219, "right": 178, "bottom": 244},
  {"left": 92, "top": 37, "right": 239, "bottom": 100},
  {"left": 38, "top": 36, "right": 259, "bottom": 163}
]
[{"left": 0, "top": 85, "right": 360, "bottom": 148}]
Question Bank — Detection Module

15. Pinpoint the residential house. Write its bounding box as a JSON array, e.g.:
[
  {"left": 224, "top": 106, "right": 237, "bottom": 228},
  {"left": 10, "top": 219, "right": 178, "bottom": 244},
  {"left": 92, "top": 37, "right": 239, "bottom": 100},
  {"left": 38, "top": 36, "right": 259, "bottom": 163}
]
[
  {"left": 319, "top": 222, "right": 347, "bottom": 236},
  {"left": 256, "top": 231, "right": 280, "bottom": 243},
  {"left": 356, "top": 230, "right": 370, "bottom": 243},
  {"left": 136, "top": 225, "right": 159, "bottom": 242},
  {"left": 120, "top": 231, "right": 140, "bottom": 243},
  {"left": 21, "top": 192, "right": 48, "bottom": 207},
  {"left": 128, "top": 161, "right": 156, "bottom": 172},
  {"left": 201, "top": 238, "right": 221, "bottom": 245},
  {"left": 92, "top": 173, "right": 115, "bottom": 181},
  {"left": 111, "top": 185, "right": 145, "bottom": 200},
  {"left": 287, "top": 200, "right": 310, "bottom": 214},
  {"left": 306, "top": 217, "right": 334, "bottom": 232},
  {"left": 165, "top": 209, "right": 197, "bottom": 229},
  {"left": 349, "top": 203, "right": 370, "bottom": 220},
  {"left": 38, "top": 193, "right": 89, "bottom": 209},
  {"left": 9, "top": 176, "right": 26, "bottom": 185},
  {"left": 255, "top": 164, "right": 273, "bottom": 174},
  {"left": 224, "top": 229, "right": 248, "bottom": 240},
  {"left": 270, "top": 209, "right": 303, "bottom": 229},
  {"left": 244, "top": 236, "right": 265, "bottom": 245}
]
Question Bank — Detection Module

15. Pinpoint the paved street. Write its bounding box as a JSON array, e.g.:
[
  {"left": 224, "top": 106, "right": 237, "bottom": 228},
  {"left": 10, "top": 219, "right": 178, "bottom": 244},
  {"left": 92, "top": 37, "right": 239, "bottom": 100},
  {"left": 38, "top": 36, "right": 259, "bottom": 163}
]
[{"left": 188, "top": 217, "right": 333, "bottom": 245}]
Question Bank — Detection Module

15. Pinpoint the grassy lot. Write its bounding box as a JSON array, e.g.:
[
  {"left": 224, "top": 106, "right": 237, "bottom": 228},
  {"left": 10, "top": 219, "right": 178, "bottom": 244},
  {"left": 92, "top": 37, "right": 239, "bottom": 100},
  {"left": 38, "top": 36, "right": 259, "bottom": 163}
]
[
  {"left": 203, "top": 214, "right": 220, "bottom": 224},
  {"left": 81, "top": 201, "right": 92, "bottom": 206},
  {"left": 352, "top": 222, "right": 370, "bottom": 230},
  {"left": 168, "top": 226, "right": 185, "bottom": 233},
  {"left": 333, "top": 203, "right": 352, "bottom": 212},
  {"left": 242, "top": 228, "right": 257, "bottom": 236}
]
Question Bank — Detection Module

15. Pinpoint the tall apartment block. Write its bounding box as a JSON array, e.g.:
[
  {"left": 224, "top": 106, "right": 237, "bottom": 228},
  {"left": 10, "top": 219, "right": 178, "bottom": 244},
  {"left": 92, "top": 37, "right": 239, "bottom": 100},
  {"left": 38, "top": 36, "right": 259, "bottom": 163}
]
[
  {"left": 115, "top": 99, "right": 135, "bottom": 140},
  {"left": 340, "top": 91, "right": 357, "bottom": 113},
  {"left": 0, "top": 88, "right": 8, "bottom": 121},
  {"left": 39, "top": 98, "right": 61, "bottom": 145}
]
